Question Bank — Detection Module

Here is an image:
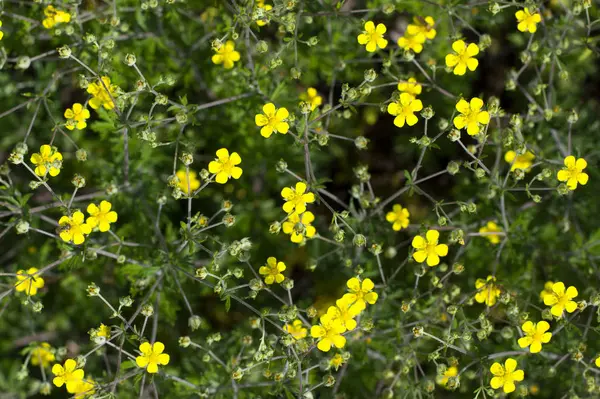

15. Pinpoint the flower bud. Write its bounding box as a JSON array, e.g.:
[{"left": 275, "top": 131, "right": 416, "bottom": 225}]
[
  {"left": 188, "top": 315, "right": 202, "bottom": 331},
  {"left": 57, "top": 45, "right": 71, "bottom": 59},
  {"left": 15, "top": 220, "right": 30, "bottom": 235},
  {"left": 124, "top": 53, "right": 136, "bottom": 66}
]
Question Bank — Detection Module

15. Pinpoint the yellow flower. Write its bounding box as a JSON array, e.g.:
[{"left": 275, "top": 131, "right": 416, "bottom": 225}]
[
  {"left": 398, "top": 33, "right": 426, "bottom": 53},
  {"left": 208, "top": 148, "right": 243, "bottom": 184},
  {"left": 255, "top": 103, "right": 290, "bottom": 138},
  {"left": 342, "top": 277, "right": 378, "bottom": 312},
  {"left": 283, "top": 319, "right": 307, "bottom": 340},
  {"left": 445, "top": 40, "right": 479, "bottom": 76},
  {"left": 411, "top": 230, "right": 448, "bottom": 266},
  {"left": 281, "top": 181, "right": 315, "bottom": 214},
  {"left": 135, "top": 342, "right": 170, "bottom": 373},
  {"left": 329, "top": 354, "right": 345, "bottom": 371},
  {"left": 300, "top": 87, "right": 323, "bottom": 111},
  {"left": 437, "top": 365, "right": 458, "bottom": 386},
  {"left": 176, "top": 169, "right": 201, "bottom": 194},
  {"left": 58, "top": 211, "right": 92, "bottom": 245},
  {"left": 516, "top": 8, "right": 542, "bottom": 33},
  {"left": 387, "top": 92, "right": 423, "bottom": 128},
  {"left": 490, "top": 358, "right": 524, "bottom": 394},
  {"left": 259, "top": 257, "right": 286, "bottom": 284},
  {"left": 310, "top": 313, "right": 346, "bottom": 352},
  {"left": 327, "top": 297, "right": 361, "bottom": 331},
  {"left": 256, "top": 4, "right": 273, "bottom": 26},
  {"left": 505, "top": 150, "right": 535, "bottom": 171},
  {"left": 42, "top": 5, "right": 71, "bottom": 29},
  {"left": 73, "top": 378, "right": 95, "bottom": 398},
  {"left": 539, "top": 281, "right": 554, "bottom": 302},
  {"left": 479, "top": 221, "right": 502, "bottom": 244},
  {"left": 386, "top": 204, "right": 410, "bottom": 231},
  {"left": 543, "top": 282, "right": 578, "bottom": 317},
  {"left": 282, "top": 211, "right": 316, "bottom": 243},
  {"left": 474, "top": 275, "right": 501, "bottom": 306},
  {"left": 97, "top": 324, "right": 111, "bottom": 339},
  {"left": 357, "top": 21, "right": 388, "bottom": 52},
  {"left": 0, "top": 20, "right": 4, "bottom": 41},
  {"left": 596, "top": 357, "right": 600, "bottom": 368},
  {"left": 397, "top": 78, "right": 422, "bottom": 98},
  {"left": 30, "top": 144, "right": 63, "bottom": 177},
  {"left": 406, "top": 16, "right": 437, "bottom": 40},
  {"left": 557, "top": 156, "right": 588, "bottom": 190},
  {"left": 87, "top": 201, "right": 118, "bottom": 232},
  {"left": 87, "top": 76, "right": 119, "bottom": 110},
  {"left": 453, "top": 97, "right": 490, "bottom": 136},
  {"left": 30, "top": 343, "right": 55, "bottom": 367},
  {"left": 52, "top": 359, "right": 85, "bottom": 393},
  {"left": 64, "top": 103, "right": 90, "bottom": 130},
  {"left": 15, "top": 268, "right": 45, "bottom": 296},
  {"left": 211, "top": 40, "right": 240, "bottom": 69},
  {"left": 518, "top": 321, "right": 552, "bottom": 353}
]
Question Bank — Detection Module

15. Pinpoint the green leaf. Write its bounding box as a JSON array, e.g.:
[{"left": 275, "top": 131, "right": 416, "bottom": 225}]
[{"left": 224, "top": 295, "right": 231, "bottom": 312}]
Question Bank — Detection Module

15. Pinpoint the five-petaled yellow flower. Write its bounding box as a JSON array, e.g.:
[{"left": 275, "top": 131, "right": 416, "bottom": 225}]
[
  {"left": 411, "top": 230, "right": 448, "bottom": 266},
  {"left": 445, "top": 40, "right": 479, "bottom": 76},
  {"left": 15, "top": 267, "right": 45, "bottom": 296},
  {"left": 387, "top": 93, "right": 423, "bottom": 128},
  {"left": 64, "top": 103, "right": 90, "bottom": 130},
  {"left": 310, "top": 313, "right": 346, "bottom": 352},
  {"left": 259, "top": 257, "right": 286, "bottom": 284},
  {"left": 52, "top": 359, "right": 84, "bottom": 393},
  {"left": 342, "top": 277, "right": 378, "bottom": 312},
  {"left": 437, "top": 365, "right": 458, "bottom": 387},
  {"left": 300, "top": 87, "right": 323, "bottom": 111},
  {"left": 208, "top": 148, "right": 243, "bottom": 184},
  {"left": 479, "top": 221, "right": 502, "bottom": 244},
  {"left": 58, "top": 211, "right": 92, "bottom": 245},
  {"left": 398, "top": 32, "right": 425, "bottom": 54},
  {"left": 398, "top": 78, "right": 422, "bottom": 99},
  {"left": 30, "top": 342, "right": 55, "bottom": 367},
  {"left": 176, "top": 169, "right": 201, "bottom": 194},
  {"left": 557, "top": 156, "right": 588, "bottom": 190},
  {"left": 543, "top": 282, "right": 578, "bottom": 317},
  {"left": 282, "top": 211, "right": 316, "bottom": 243},
  {"left": 490, "top": 358, "right": 524, "bottom": 394},
  {"left": 211, "top": 40, "right": 240, "bottom": 69},
  {"left": 284, "top": 319, "right": 307, "bottom": 340},
  {"left": 516, "top": 8, "right": 542, "bottom": 33},
  {"left": 255, "top": 103, "right": 290, "bottom": 138},
  {"left": 281, "top": 181, "right": 315, "bottom": 214},
  {"left": 539, "top": 281, "right": 554, "bottom": 302},
  {"left": 386, "top": 204, "right": 410, "bottom": 231},
  {"left": 518, "top": 321, "right": 552, "bottom": 353},
  {"left": 453, "top": 97, "right": 490, "bottom": 136},
  {"left": 87, "top": 201, "right": 118, "bottom": 232},
  {"left": 87, "top": 76, "right": 119, "bottom": 111},
  {"left": 136, "top": 342, "right": 170, "bottom": 373},
  {"left": 406, "top": 16, "right": 437, "bottom": 40},
  {"left": 327, "top": 297, "right": 361, "bottom": 331},
  {"left": 357, "top": 21, "right": 388, "bottom": 52},
  {"left": 475, "top": 275, "right": 501, "bottom": 306},
  {"left": 505, "top": 150, "right": 535, "bottom": 171},
  {"left": 30, "top": 144, "right": 63, "bottom": 177},
  {"left": 43, "top": 5, "right": 71, "bottom": 29}
]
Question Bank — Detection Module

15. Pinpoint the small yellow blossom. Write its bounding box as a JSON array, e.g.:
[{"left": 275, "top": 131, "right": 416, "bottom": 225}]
[
  {"left": 73, "top": 378, "right": 95, "bottom": 398},
  {"left": 437, "top": 365, "right": 458, "bottom": 386},
  {"left": 475, "top": 275, "right": 501, "bottom": 306},
  {"left": 505, "top": 151, "right": 535, "bottom": 171},
  {"left": 329, "top": 354, "right": 345, "bottom": 371},
  {"left": 557, "top": 156, "right": 588, "bottom": 190},
  {"left": 42, "top": 5, "right": 71, "bottom": 29},
  {"left": 406, "top": 16, "right": 437, "bottom": 40},
  {"left": 64, "top": 103, "right": 90, "bottom": 130},
  {"left": 490, "top": 358, "right": 524, "bottom": 394},
  {"left": 176, "top": 169, "right": 201, "bottom": 194},
  {"left": 30, "top": 144, "right": 63, "bottom": 177},
  {"left": 281, "top": 181, "right": 315, "bottom": 214},
  {"left": 453, "top": 97, "right": 490, "bottom": 136},
  {"left": 357, "top": 21, "right": 388, "bottom": 52},
  {"left": 87, "top": 77, "right": 119, "bottom": 110},
  {"left": 30, "top": 343, "right": 55, "bottom": 367},
  {"left": 386, "top": 204, "right": 410, "bottom": 231},
  {"left": 284, "top": 319, "right": 307, "bottom": 340},
  {"left": 310, "top": 313, "right": 346, "bottom": 352},
  {"left": 412, "top": 230, "right": 448, "bottom": 267},
  {"left": 256, "top": 4, "right": 273, "bottom": 26},
  {"left": 135, "top": 342, "right": 170, "bottom": 374},
  {"left": 543, "top": 282, "right": 578, "bottom": 317},
  {"left": 479, "top": 221, "right": 502, "bottom": 244},
  {"left": 15, "top": 268, "right": 44, "bottom": 296},
  {"left": 282, "top": 211, "right": 316, "bottom": 243},
  {"left": 342, "top": 277, "right": 378, "bottom": 312},
  {"left": 211, "top": 41, "right": 240, "bottom": 69},
  {"left": 596, "top": 357, "right": 600, "bottom": 368},
  {"left": 0, "top": 21, "right": 4, "bottom": 41},
  {"left": 97, "top": 324, "right": 111, "bottom": 339},
  {"left": 327, "top": 297, "right": 361, "bottom": 331},
  {"left": 518, "top": 321, "right": 552, "bottom": 353},
  {"left": 87, "top": 201, "right": 118, "bottom": 232},
  {"left": 539, "top": 281, "right": 554, "bottom": 302},
  {"left": 259, "top": 257, "right": 286, "bottom": 284},
  {"left": 387, "top": 93, "right": 423, "bottom": 128},
  {"left": 208, "top": 148, "right": 243, "bottom": 184},
  {"left": 255, "top": 103, "right": 290, "bottom": 138},
  {"left": 445, "top": 40, "right": 480, "bottom": 76},
  {"left": 398, "top": 32, "right": 426, "bottom": 53},
  {"left": 397, "top": 78, "right": 422, "bottom": 98},
  {"left": 300, "top": 87, "right": 323, "bottom": 111},
  {"left": 58, "top": 211, "right": 92, "bottom": 245},
  {"left": 52, "top": 359, "right": 84, "bottom": 394},
  {"left": 516, "top": 8, "right": 542, "bottom": 33}
]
